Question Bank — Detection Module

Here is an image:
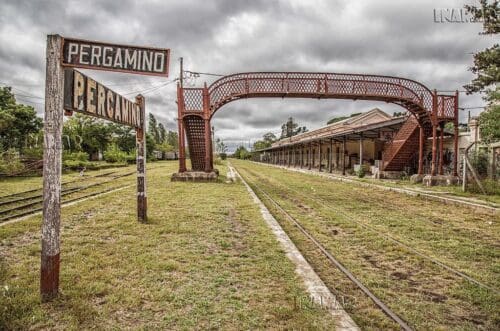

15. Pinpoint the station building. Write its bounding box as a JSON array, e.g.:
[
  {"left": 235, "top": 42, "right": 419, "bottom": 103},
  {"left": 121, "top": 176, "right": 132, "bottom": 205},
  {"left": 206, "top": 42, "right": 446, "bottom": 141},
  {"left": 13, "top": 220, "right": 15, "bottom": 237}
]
[{"left": 253, "top": 108, "right": 460, "bottom": 178}]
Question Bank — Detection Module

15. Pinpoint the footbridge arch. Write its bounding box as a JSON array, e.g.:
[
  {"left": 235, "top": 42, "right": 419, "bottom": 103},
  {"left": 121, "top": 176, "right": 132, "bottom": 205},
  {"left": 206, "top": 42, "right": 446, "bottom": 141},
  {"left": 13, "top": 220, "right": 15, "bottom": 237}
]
[{"left": 176, "top": 72, "right": 458, "bottom": 176}]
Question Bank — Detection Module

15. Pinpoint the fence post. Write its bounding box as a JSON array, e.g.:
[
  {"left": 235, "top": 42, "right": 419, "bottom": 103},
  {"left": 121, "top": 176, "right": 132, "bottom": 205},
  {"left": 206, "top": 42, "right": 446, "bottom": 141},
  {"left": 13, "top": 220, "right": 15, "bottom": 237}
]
[
  {"left": 41, "top": 34, "right": 64, "bottom": 301},
  {"left": 135, "top": 95, "right": 147, "bottom": 222}
]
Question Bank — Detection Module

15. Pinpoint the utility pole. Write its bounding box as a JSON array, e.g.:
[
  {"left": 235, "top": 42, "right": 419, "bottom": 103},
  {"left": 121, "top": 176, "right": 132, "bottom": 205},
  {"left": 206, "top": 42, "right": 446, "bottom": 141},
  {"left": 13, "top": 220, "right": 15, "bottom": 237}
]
[{"left": 179, "top": 57, "right": 183, "bottom": 88}]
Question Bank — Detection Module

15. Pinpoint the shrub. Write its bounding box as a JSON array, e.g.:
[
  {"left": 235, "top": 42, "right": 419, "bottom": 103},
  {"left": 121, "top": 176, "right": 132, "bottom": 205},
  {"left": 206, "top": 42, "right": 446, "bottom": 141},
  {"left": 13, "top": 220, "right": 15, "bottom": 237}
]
[
  {"left": 219, "top": 153, "right": 227, "bottom": 160},
  {"left": 356, "top": 167, "right": 365, "bottom": 178},
  {"left": 22, "top": 147, "right": 43, "bottom": 160},
  {"left": 469, "top": 150, "right": 489, "bottom": 176},
  {"left": 0, "top": 149, "right": 24, "bottom": 175},
  {"left": 63, "top": 151, "right": 89, "bottom": 162},
  {"left": 103, "top": 145, "right": 128, "bottom": 163},
  {"left": 63, "top": 159, "right": 90, "bottom": 169},
  {"left": 214, "top": 157, "right": 223, "bottom": 165}
]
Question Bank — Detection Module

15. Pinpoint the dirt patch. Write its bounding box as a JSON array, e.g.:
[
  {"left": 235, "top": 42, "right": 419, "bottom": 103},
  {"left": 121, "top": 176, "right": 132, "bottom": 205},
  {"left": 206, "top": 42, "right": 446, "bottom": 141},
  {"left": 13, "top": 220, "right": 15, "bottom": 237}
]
[
  {"left": 420, "top": 290, "right": 447, "bottom": 303},
  {"left": 361, "top": 254, "right": 380, "bottom": 268},
  {"left": 226, "top": 208, "right": 247, "bottom": 253},
  {"left": 391, "top": 271, "right": 409, "bottom": 280}
]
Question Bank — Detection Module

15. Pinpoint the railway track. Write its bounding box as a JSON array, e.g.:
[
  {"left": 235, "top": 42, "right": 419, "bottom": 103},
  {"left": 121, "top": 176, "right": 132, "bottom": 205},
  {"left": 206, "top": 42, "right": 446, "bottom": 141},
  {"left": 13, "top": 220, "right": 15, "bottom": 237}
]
[
  {"left": 233, "top": 162, "right": 499, "bottom": 330},
  {"left": 0, "top": 169, "right": 121, "bottom": 204},
  {"left": 0, "top": 165, "right": 162, "bottom": 224},
  {"left": 241, "top": 166, "right": 498, "bottom": 294}
]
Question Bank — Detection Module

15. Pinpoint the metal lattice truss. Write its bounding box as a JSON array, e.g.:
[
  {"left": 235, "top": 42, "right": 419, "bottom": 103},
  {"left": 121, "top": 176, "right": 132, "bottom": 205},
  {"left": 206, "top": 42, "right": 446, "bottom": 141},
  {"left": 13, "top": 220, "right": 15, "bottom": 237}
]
[{"left": 177, "top": 72, "right": 458, "bottom": 173}]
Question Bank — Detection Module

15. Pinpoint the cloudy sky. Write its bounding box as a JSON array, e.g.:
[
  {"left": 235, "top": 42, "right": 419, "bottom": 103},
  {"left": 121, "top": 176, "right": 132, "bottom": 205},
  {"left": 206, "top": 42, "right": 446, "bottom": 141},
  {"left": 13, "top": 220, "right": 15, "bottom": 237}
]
[{"left": 0, "top": 0, "right": 494, "bottom": 151}]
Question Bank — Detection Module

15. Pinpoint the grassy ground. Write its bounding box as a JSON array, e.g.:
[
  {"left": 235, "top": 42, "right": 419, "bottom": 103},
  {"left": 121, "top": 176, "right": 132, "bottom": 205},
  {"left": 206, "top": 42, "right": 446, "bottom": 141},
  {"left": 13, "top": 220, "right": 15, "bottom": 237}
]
[
  {"left": 341, "top": 171, "right": 500, "bottom": 206},
  {"left": 0, "top": 166, "right": 129, "bottom": 197},
  {"left": 233, "top": 160, "right": 500, "bottom": 330},
  {"left": 0, "top": 161, "right": 339, "bottom": 329}
]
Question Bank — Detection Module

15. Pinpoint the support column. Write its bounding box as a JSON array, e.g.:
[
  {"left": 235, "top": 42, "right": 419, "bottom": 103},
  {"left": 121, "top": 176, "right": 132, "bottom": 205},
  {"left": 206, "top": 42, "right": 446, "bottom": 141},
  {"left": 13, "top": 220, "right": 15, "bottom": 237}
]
[
  {"left": 308, "top": 143, "right": 312, "bottom": 170},
  {"left": 300, "top": 145, "right": 304, "bottom": 169},
  {"left": 41, "top": 34, "right": 64, "bottom": 301},
  {"left": 342, "top": 136, "right": 346, "bottom": 175},
  {"left": 329, "top": 138, "right": 333, "bottom": 173},
  {"left": 438, "top": 124, "right": 444, "bottom": 175},
  {"left": 453, "top": 90, "right": 459, "bottom": 177},
  {"left": 418, "top": 125, "right": 424, "bottom": 175},
  {"left": 431, "top": 124, "right": 438, "bottom": 176},
  {"left": 203, "top": 84, "right": 212, "bottom": 173},
  {"left": 318, "top": 140, "right": 322, "bottom": 172},
  {"left": 431, "top": 90, "right": 438, "bottom": 176},
  {"left": 359, "top": 134, "right": 363, "bottom": 169},
  {"left": 177, "top": 86, "right": 186, "bottom": 173}
]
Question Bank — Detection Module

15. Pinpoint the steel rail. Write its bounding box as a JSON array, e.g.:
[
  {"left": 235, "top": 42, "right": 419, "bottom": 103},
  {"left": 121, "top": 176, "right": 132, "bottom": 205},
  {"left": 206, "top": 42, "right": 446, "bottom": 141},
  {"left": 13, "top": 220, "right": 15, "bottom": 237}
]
[
  {"left": 0, "top": 170, "right": 120, "bottom": 202},
  {"left": 0, "top": 164, "right": 167, "bottom": 223},
  {"left": 236, "top": 166, "right": 413, "bottom": 331},
  {"left": 0, "top": 184, "right": 131, "bottom": 224},
  {"left": 0, "top": 171, "right": 137, "bottom": 217},
  {"left": 242, "top": 165, "right": 499, "bottom": 295}
]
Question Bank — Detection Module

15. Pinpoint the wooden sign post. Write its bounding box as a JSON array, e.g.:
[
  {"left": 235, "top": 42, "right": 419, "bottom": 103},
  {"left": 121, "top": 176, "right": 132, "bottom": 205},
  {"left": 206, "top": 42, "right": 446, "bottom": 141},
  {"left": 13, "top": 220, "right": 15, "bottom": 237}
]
[
  {"left": 135, "top": 95, "right": 147, "bottom": 223},
  {"left": 41, "top": 34, "right": 64, "bottom": 301},
  {"left": 41, "top": 34, "right": 169, "bottom": 300}
]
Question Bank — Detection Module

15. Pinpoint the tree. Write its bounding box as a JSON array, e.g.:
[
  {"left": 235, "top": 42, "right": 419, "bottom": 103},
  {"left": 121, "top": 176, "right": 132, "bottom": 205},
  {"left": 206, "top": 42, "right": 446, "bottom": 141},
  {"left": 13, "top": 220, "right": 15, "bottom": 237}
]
[
  {"left": 326, "top": 112, "right": 362, "bottom": 125},
  {"left": 158, "top": 123, "right": 167, "bottom": 143},
  {"left": 108, "top": 123, "right": 136, "bottom": 152},
  {"left": 166, "top": 130, "right": 178, "bottom": 149},
  {"left": 148, "top": 113, "right": 160, "bottom": 145},
  {"left": 252, "top": 132, "right": 277, "bottom": 151},
  {"left": 464, "top": 1, "right": 500, "bottom": 143},
  {"left": 263, "top": 132, "right": 277, "bottom": 143},
  {"left": 233, "top": 145, "right": 250, "bottom": 159},
  {"left": 0, "top": 87, "right": 43, "bottom": 151},
  {"left": 478, "top": 105, "right": 500, "bottom": 143},
  {"left": 280, "top": 117, "right": 307, "bottom": 139},
  {"left": 63, "top": 114, "right": 111, "bottom": 156},
  {"left": 215, "top": 138, "right": 228, "bottom": 154}
]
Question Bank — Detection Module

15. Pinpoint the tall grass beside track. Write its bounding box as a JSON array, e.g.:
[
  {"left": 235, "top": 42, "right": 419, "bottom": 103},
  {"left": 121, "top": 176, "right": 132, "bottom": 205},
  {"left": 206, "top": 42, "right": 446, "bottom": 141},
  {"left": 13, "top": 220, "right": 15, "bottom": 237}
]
[
  {"left": 1, "top": 161, "right": 339, "bottom": 329},
  {"left": 232, "top": 159, "right": 499, "bottom": 331}
]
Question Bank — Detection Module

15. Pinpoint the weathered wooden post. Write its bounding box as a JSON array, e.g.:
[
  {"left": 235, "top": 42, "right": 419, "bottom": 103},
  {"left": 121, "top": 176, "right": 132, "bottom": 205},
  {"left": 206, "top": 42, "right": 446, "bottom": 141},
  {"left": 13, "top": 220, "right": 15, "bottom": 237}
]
[
  {"left": 135, "top": 95, "right": 147, "bottom": 223},
  {"left": 41, "top": 34, "right": 64, "bottom": 301}
]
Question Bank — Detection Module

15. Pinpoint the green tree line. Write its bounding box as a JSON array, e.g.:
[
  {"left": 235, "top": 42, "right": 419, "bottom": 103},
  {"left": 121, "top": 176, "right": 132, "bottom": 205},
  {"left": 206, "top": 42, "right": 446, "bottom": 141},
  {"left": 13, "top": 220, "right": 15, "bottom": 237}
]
[{"left": 0, "top": 86, "right": 178, "bottom": 174}]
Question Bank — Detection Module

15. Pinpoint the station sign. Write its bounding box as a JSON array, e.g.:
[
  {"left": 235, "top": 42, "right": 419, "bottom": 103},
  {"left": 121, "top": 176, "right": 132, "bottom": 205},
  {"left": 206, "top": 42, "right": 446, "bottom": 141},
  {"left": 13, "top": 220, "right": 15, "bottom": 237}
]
[
  {"left": 61, "top": 37, "right": 170, "bottom": 77},
  {"left": 63, "top": 69, "right": 142, "bottom": 128}
]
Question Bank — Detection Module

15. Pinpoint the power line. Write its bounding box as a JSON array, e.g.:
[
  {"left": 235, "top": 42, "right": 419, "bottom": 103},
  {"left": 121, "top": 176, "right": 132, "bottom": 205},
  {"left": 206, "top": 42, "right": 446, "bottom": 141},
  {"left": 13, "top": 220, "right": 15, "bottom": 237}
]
[
  {"left": 184, "top": 70, "right": 225, "bottom": 77},
  {"left": 459, "top": 106, "right": 487, "bottom": 110},
  {"left": 122, "top": 79, "right": 178, "bottom": 96}
]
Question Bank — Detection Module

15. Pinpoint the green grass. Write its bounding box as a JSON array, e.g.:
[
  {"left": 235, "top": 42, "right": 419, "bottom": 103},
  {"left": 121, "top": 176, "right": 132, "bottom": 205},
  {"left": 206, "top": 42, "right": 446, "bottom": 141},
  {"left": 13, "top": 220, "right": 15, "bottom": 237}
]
[
  {"left": 233, "top": 160, "right": 500, "bottom": 330},
  {"left": 0, "top": 161, "right": 340, "bottom": 329},
  {"left": 350, "top": 172, "right": 500, "bottom": 206}
]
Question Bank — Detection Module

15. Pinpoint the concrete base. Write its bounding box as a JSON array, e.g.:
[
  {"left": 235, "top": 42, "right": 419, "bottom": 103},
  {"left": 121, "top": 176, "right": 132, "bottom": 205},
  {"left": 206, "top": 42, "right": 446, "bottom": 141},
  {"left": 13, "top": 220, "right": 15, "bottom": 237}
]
[
  {"left": 422, "top": 175, "right": 460, "bottom": 187},
  {"left": 378, "top": 171, "right": 404, "bottom": 179},
  {"left": 171, "top": 171, "right": 218, "bottom": 182},
  {"left": 410, "top": 174, "right": 425, "bottom": 183}
]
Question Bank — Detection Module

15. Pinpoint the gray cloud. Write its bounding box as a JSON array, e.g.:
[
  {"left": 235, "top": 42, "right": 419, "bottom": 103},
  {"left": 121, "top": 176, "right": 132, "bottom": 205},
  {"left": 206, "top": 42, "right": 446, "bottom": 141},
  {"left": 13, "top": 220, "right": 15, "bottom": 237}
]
[{"left": 0, "top": 0, "right": 491, "bottom": 152}]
